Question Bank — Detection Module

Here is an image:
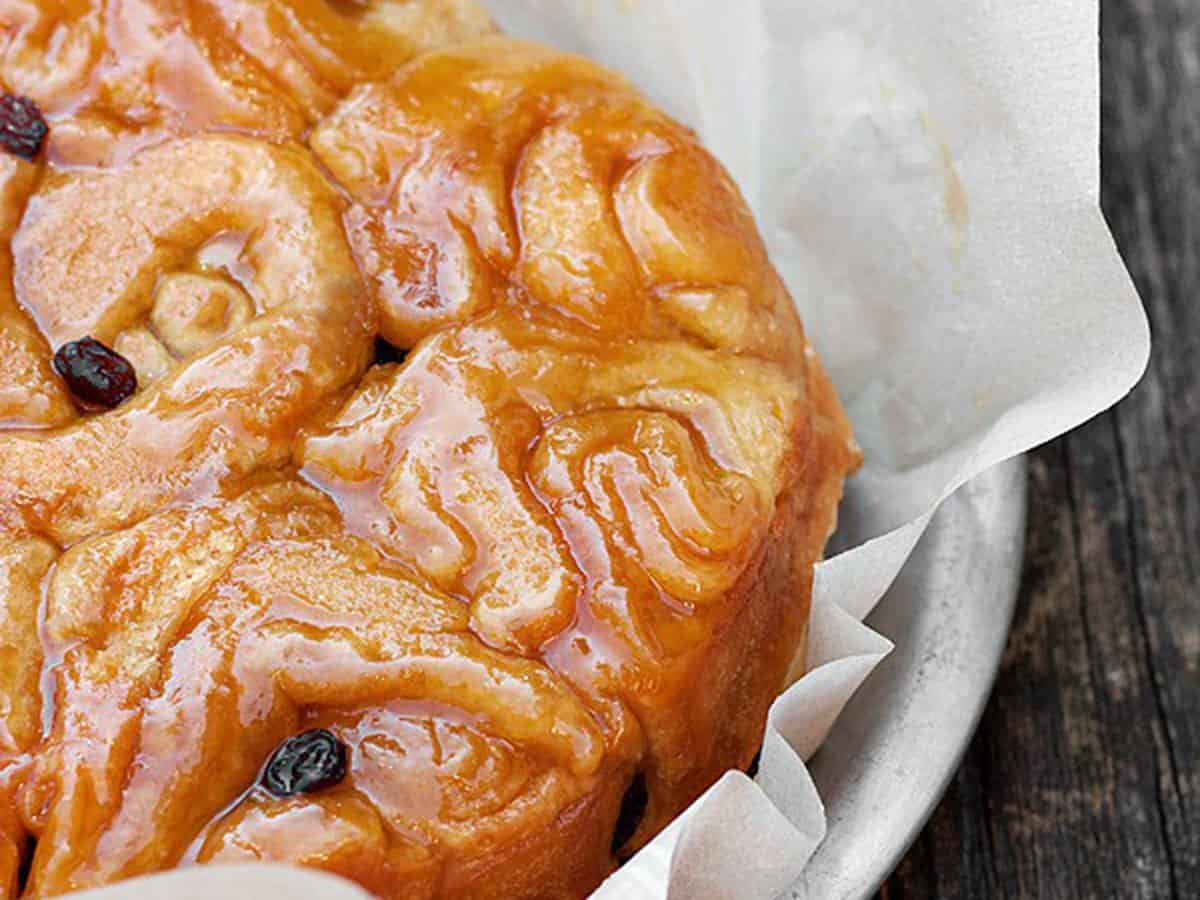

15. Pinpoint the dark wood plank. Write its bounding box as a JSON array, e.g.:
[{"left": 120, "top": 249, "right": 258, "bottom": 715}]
[{"left": 882, "top": 0, "right": 1199, "bottom": 896}]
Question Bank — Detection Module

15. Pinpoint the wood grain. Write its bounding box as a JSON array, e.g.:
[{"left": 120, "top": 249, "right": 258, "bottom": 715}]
[{"left": 881, "top": 1, "right": 1199, "bottom": 896}]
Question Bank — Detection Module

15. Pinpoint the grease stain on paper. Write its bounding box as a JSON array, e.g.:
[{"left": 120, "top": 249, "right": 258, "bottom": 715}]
[
  {"left": 921, "top": 113, "right": 970, "bottom": 257},
  {"left": 940, "top": 142, "right": 970, "bottom": 252}
]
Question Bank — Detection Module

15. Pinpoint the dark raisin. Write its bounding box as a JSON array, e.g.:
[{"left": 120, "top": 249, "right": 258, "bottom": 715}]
[
  {"left": 374, "top": 336, "right": 408, "bottom": 366},
  {"left": 611, "top": 771, "right": 648, "bottom": 857},
  {"left": 0, "top": 94, "right": 48, "bottom": 161},
  {"left": 52, "top": 337, "right": 137, "bottom": 409},
  {"left": 260, "top": 728, "right": 348, "bottom": 797}
]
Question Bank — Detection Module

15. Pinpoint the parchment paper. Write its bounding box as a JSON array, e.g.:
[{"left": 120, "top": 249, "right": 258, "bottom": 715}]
[{"left": 73, "top": 1, "right": 1149, "bottom": 898}]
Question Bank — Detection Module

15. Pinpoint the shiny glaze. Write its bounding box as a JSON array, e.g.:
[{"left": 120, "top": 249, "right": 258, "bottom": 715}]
[
  {"left": 310, "top": 37, "right": 808, "bottom": 366},
  {"left": 0, "top": 6, "right": 858, "bottom": 899},
  {"left": 18, "top": 483, "right": 605, "bottom": 896},
  {"left": 0, "top": 133, "right": 373, "bottom": 544},
  {"left": 0, "top": 0, "right": 495, "bottom": 165}
]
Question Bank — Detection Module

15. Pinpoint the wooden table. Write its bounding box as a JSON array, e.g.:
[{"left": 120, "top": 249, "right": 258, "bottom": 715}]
[{"left": 881, "top": 3, "right": 1200, "bottom": 897}]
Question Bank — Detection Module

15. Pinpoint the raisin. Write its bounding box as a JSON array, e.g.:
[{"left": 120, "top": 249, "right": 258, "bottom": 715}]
[
  {"left": 374, "top": 336, "right": 408, "bottom": 366},
  {"left": 611, "top": 771, "right": 648, "bottom": 857},
  {"left": 0, "top": 94, "right": 48, "bottom": 161},
  {"left": 52, "top": 337, "right": 137, "bottom": 409},
  {"left": 260, "top": 728, "right": 348, "bottom": 798}
]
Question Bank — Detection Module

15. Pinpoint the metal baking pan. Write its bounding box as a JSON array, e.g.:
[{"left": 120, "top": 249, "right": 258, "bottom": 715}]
[{"left": 793, "top": 458, "right": 1028, "bottom": 898}]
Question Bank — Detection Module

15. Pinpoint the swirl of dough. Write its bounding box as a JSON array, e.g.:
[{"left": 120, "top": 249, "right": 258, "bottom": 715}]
[
  {"left": 310, "top": 38, "right": 627, "bottom": 345},
  {"left": 0, "top": 134, "right": 373, "bottom": 544},
  {"left": 203, "top": 0, "right": 495, "bottom": 113},
  {"left": 310, "top": 37, "right": 808, "bottom": 368},
  {"left": 0, "top": 0, "right": 494, "bottom": 165},
  {"left": 0, "top": 0, "right": 303, "bottom": 165},
  {"left": 299, "top": 310, "right": 805, "bottom": 673},
  {"left": 299, "top": 338, "right": 586, "bottom": 658},
  {"left": 18, "top": 482, "right": 609, "bottom": 897},
  {"left": 530, "top": 410, "right": 765, "bottom": 610},
  {"left": 190, "top": 703, "right": 622, "bottom": 899}
]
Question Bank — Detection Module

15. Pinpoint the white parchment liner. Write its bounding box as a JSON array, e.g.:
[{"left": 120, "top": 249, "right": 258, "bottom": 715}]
[{"left": 74, "top": 1, "right": 1149, "bottom": 898}]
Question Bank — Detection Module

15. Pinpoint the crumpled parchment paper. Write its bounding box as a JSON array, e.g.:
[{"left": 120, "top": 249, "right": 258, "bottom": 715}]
[{"left": 72, "top": 1, "right": 1149, "bottom": 898}]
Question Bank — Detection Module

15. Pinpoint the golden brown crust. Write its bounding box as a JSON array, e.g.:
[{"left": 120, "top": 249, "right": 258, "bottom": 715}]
[
  {"left": 615, "top": 340, "right": 858, "bottom": 851},
  {"left": 0, "top": 7, "right": 858, "bottom": 899}
]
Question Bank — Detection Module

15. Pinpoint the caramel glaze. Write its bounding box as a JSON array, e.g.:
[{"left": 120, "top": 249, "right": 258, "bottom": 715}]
[
  {"left": 0, "top": 0, "right": 496, "bottom": 166},
  {"left": 0, "top": 8, "right": 859, "bottom": 899}
]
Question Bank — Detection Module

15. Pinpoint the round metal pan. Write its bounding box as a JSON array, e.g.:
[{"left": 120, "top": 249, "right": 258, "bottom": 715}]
[{"left": 793, "top": 458, "right": 1028, "bottom": 898}]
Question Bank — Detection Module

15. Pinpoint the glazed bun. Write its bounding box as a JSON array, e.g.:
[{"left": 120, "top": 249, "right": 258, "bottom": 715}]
[{"left": 0, "top": 6, "right": 857, "bottom": 899}]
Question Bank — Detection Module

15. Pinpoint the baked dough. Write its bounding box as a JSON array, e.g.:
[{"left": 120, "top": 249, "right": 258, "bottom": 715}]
[{"left": 0, "top": 4, "right": 858, "bottom": 898}]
